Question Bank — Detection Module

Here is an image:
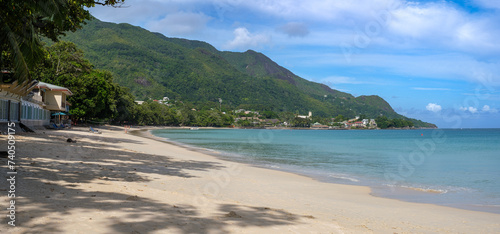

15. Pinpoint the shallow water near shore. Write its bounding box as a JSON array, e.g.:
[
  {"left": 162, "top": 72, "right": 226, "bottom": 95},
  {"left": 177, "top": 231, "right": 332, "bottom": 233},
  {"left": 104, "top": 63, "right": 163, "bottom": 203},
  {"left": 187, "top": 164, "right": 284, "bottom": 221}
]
[{"left": 151, "top": 128, "right": 500, "bottom": 214}]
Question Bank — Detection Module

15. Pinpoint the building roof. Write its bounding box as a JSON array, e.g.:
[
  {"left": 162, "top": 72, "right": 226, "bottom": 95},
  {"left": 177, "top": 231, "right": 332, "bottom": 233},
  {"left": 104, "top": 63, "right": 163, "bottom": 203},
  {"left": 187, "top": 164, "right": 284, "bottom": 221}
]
[{"left": 37, "top": 82, "right": 73, "bottom": 95}]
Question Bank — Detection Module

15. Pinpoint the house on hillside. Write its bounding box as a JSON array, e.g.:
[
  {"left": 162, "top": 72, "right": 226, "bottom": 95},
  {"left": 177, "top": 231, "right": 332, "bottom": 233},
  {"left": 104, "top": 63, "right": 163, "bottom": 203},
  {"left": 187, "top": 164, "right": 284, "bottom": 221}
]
[
  {"left": 297, "top": 111, "right": 312, "bottom": 119},
  {"left": 369, "top": 119, "right": 377, "bottom": 128},
  {"left": 352, "top": 121, "right": 365, "bottom": 128},
  {"left": 348, "top": 116, "right": 360, "bottom": 122},
  {"left": 234, "top": 109, "right": 260, "bottom": 115},
  {"left": 262, "top": 119, "right": 279, "bottom": 126},
  {"left": 311, "top": 122, "right": 329, "bottom": 129}
]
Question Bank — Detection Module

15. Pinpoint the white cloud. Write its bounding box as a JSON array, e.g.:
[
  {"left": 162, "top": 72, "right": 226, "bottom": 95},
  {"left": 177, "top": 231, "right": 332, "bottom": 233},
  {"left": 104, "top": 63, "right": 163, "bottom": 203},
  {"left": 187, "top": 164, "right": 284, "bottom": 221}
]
[
  {"left": 224, "top": 27, "right": 271, "bottom": 50},
  {"left": 426, "top": 103, "right": 442, "bottom": 112},
  {"left": 386, "top": 2, "right": 500, "bottom": 55},
  {"left": 147, "top": 12, "right": 211, "bottom": 36},
  {"left": 233, "top": 0, "right": 500, "bottom": 55},
  {"left": 277, "top": 22, "right": 310, "bottom": 37},
  {"left": 454, "top": 18, "right": 500, "bottom": 54},
  {"left": 238, "top": 0, "right": 400, "bottom": 23},
  {"left": 459, "top": 105, "right": 499, "bottom": 114},
  {"left": 460, "top": 106, "right": 478, "bottom": 113},
  {"left": 482, "top": 105, "right": 499, "bottom": 113},
  {"left": 388, "top": 3, "right": 464, "bottom": 39},
  {"left": 482, "top": 105, "right": 491, "bottom": 112}
]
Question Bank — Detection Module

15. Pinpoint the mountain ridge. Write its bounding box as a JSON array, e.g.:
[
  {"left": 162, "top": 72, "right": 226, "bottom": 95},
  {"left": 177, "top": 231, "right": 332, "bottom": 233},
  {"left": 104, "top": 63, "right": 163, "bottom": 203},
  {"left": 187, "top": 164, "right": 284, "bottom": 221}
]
[{"left": 59, "top": 18, "right": 435, "bottom": 127}]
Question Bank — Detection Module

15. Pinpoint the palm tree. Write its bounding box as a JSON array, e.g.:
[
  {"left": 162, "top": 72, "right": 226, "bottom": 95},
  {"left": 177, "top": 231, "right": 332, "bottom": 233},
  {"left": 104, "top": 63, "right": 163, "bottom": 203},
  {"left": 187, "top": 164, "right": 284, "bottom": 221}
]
[
  {"left": 0, "top": 0, "right": 124, "bottom": 83},
  {"left": 0, "top": 1, "right": 45, "bottom": 83}
]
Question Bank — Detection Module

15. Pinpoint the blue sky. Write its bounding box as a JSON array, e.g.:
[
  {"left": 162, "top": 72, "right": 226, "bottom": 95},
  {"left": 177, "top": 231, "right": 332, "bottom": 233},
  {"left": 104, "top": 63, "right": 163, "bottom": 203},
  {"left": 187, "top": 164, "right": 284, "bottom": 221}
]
[{"left": 89, "top": 0, "right": 500, "bottom": 128}]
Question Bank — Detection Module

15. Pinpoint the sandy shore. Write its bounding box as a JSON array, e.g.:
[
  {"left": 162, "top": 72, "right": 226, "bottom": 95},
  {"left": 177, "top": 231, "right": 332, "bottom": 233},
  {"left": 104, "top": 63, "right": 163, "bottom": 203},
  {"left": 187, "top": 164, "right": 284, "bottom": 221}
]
[{"left": 1, "top": 126, "right": 499, "bottom": 233}]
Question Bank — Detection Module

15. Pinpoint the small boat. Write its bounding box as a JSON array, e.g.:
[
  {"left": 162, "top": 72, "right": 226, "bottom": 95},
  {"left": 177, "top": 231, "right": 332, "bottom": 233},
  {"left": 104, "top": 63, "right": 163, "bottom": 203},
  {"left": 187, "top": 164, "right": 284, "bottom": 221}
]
[{"left": 190, "top": 127, "right": 200, "bottom": 130}]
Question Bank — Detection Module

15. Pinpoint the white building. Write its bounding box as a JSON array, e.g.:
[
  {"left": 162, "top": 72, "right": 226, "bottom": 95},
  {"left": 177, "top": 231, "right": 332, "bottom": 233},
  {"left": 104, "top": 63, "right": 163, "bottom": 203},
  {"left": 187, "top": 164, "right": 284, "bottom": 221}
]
[
  {"left": 1, "top": 74, "right": 72, "bottom": 129},
  {"left": 297, "top": 111, "right": 312, "bottom": 119},
  {"left": 1, "top": 71, "right": 39, "bottom": 125}
]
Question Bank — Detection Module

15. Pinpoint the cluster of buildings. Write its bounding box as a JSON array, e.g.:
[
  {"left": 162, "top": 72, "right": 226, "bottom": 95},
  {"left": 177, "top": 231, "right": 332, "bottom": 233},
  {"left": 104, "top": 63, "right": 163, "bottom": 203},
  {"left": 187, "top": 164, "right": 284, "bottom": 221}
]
[
  {"left": 234, "top": 110, "right": 279, "bottom": 126},
  {"left": 1, "top": 72, "right": 72, "bottom": 131},
  {"left": 311, "top": 118, "right": 377, "bottom": 129},
  {"left": 234, "top": 109, "right": 378, "bottom": 129},
  {"left": 297, "top": 111, "right": 312, "bottom": 119},
  {"left": 338, "top": 117, "right": 377, "bottom": 129},
  {"left": 135, "top": 97, "right": 171, "bottom": 106},
  {"left": 234, "top": 109, "right": 260, "bottom": 115}
]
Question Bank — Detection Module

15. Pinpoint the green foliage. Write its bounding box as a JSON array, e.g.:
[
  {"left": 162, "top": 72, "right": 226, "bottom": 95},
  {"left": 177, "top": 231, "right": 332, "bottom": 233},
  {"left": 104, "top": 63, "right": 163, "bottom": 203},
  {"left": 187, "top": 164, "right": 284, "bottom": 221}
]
[
  {"left": 237, "top": 119, "right": 254, "bottom": 127},
  {"left": 0, "top": 0, "right": 124, "bottom": 82},
  {"left": 193, "top": 110, "right": 232, "bottom": 127},
  {"left": 35, "top": 41, "right": 134, "bottom": 121},
  {"left": 35, "top": 41, "right": 93, "bottom": 82},
  {"left": 128, "top": 102, "right": 233, "bottom": 127},
  {"left": 260, "top": 110, "right": 279, "bottom": 119},
  {"left": 375, "top": 116, "right": 416, "bottom": 129},
  {"left": 334, "top": 114, "right": 345, "bottom": 122},
  {"left": 292, "top": 117, "right": 312, "bottom": 128},
  {"left": 76, "top": 70, "right": 118, "bottom": 119},
  {"left": 131, "top": 101, "right": 178, "bottom": 126}
]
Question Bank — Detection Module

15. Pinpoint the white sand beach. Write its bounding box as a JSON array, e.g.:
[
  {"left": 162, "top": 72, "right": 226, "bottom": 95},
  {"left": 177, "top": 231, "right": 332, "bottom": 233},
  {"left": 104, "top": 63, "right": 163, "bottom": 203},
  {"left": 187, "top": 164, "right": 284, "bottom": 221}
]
[{"left": 1, "top": 127, "right": 499, "bottom": 233}]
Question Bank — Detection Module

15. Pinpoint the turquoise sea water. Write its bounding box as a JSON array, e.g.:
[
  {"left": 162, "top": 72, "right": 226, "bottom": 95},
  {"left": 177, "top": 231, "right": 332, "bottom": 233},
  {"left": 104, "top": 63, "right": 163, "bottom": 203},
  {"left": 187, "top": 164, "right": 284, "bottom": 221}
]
[{"left": 151, "top": 128, "right": 500, "bottom": 213}]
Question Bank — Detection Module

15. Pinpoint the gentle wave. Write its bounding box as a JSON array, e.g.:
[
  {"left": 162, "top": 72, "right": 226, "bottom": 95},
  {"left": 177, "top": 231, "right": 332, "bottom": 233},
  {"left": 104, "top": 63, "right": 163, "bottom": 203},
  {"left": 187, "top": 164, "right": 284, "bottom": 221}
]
[
  {"left": 382, "top": 184, "right": 476, "bottom": 194},
  {"left": 400, "top": 185, "right": 448, "bottom": 194},
  {"left": 328, "top": 173, "right": 360, "bottom": 182}
]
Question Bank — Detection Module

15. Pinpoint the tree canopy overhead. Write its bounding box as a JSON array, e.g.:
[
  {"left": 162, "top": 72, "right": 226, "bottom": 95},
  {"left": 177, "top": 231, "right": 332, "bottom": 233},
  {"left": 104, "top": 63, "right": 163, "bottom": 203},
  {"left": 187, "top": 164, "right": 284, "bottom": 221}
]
[{"left": 0, "top": 0, "right": 124, "bottom": 82}]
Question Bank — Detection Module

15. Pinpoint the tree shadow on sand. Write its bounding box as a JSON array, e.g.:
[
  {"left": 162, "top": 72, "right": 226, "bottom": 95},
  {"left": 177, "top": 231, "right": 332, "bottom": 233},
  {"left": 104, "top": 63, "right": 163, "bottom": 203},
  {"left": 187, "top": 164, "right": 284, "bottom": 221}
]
[{"left": 0, "top": 133, "right": 305, "bottom": 233}]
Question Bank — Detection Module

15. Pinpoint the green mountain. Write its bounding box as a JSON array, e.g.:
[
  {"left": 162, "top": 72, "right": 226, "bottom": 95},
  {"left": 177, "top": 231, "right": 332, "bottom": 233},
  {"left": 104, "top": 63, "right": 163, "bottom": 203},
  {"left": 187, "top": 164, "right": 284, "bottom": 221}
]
[{"left": 59, "top": 18, "right": 435, "bottom": 127}]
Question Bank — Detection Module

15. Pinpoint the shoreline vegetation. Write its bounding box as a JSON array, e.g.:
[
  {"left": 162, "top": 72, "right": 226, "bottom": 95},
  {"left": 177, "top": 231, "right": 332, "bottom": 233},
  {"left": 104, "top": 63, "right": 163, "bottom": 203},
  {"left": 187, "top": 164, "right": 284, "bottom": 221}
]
[{"left": 2, "top": 126, "right": 498, "bottom": 233}]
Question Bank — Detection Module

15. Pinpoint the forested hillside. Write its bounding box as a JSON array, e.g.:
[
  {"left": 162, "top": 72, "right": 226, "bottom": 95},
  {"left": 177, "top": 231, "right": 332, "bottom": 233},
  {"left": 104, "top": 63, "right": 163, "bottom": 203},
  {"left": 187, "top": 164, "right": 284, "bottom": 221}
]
[{"left": 59, "top": 17, "right": 435, "bottom": 127}]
